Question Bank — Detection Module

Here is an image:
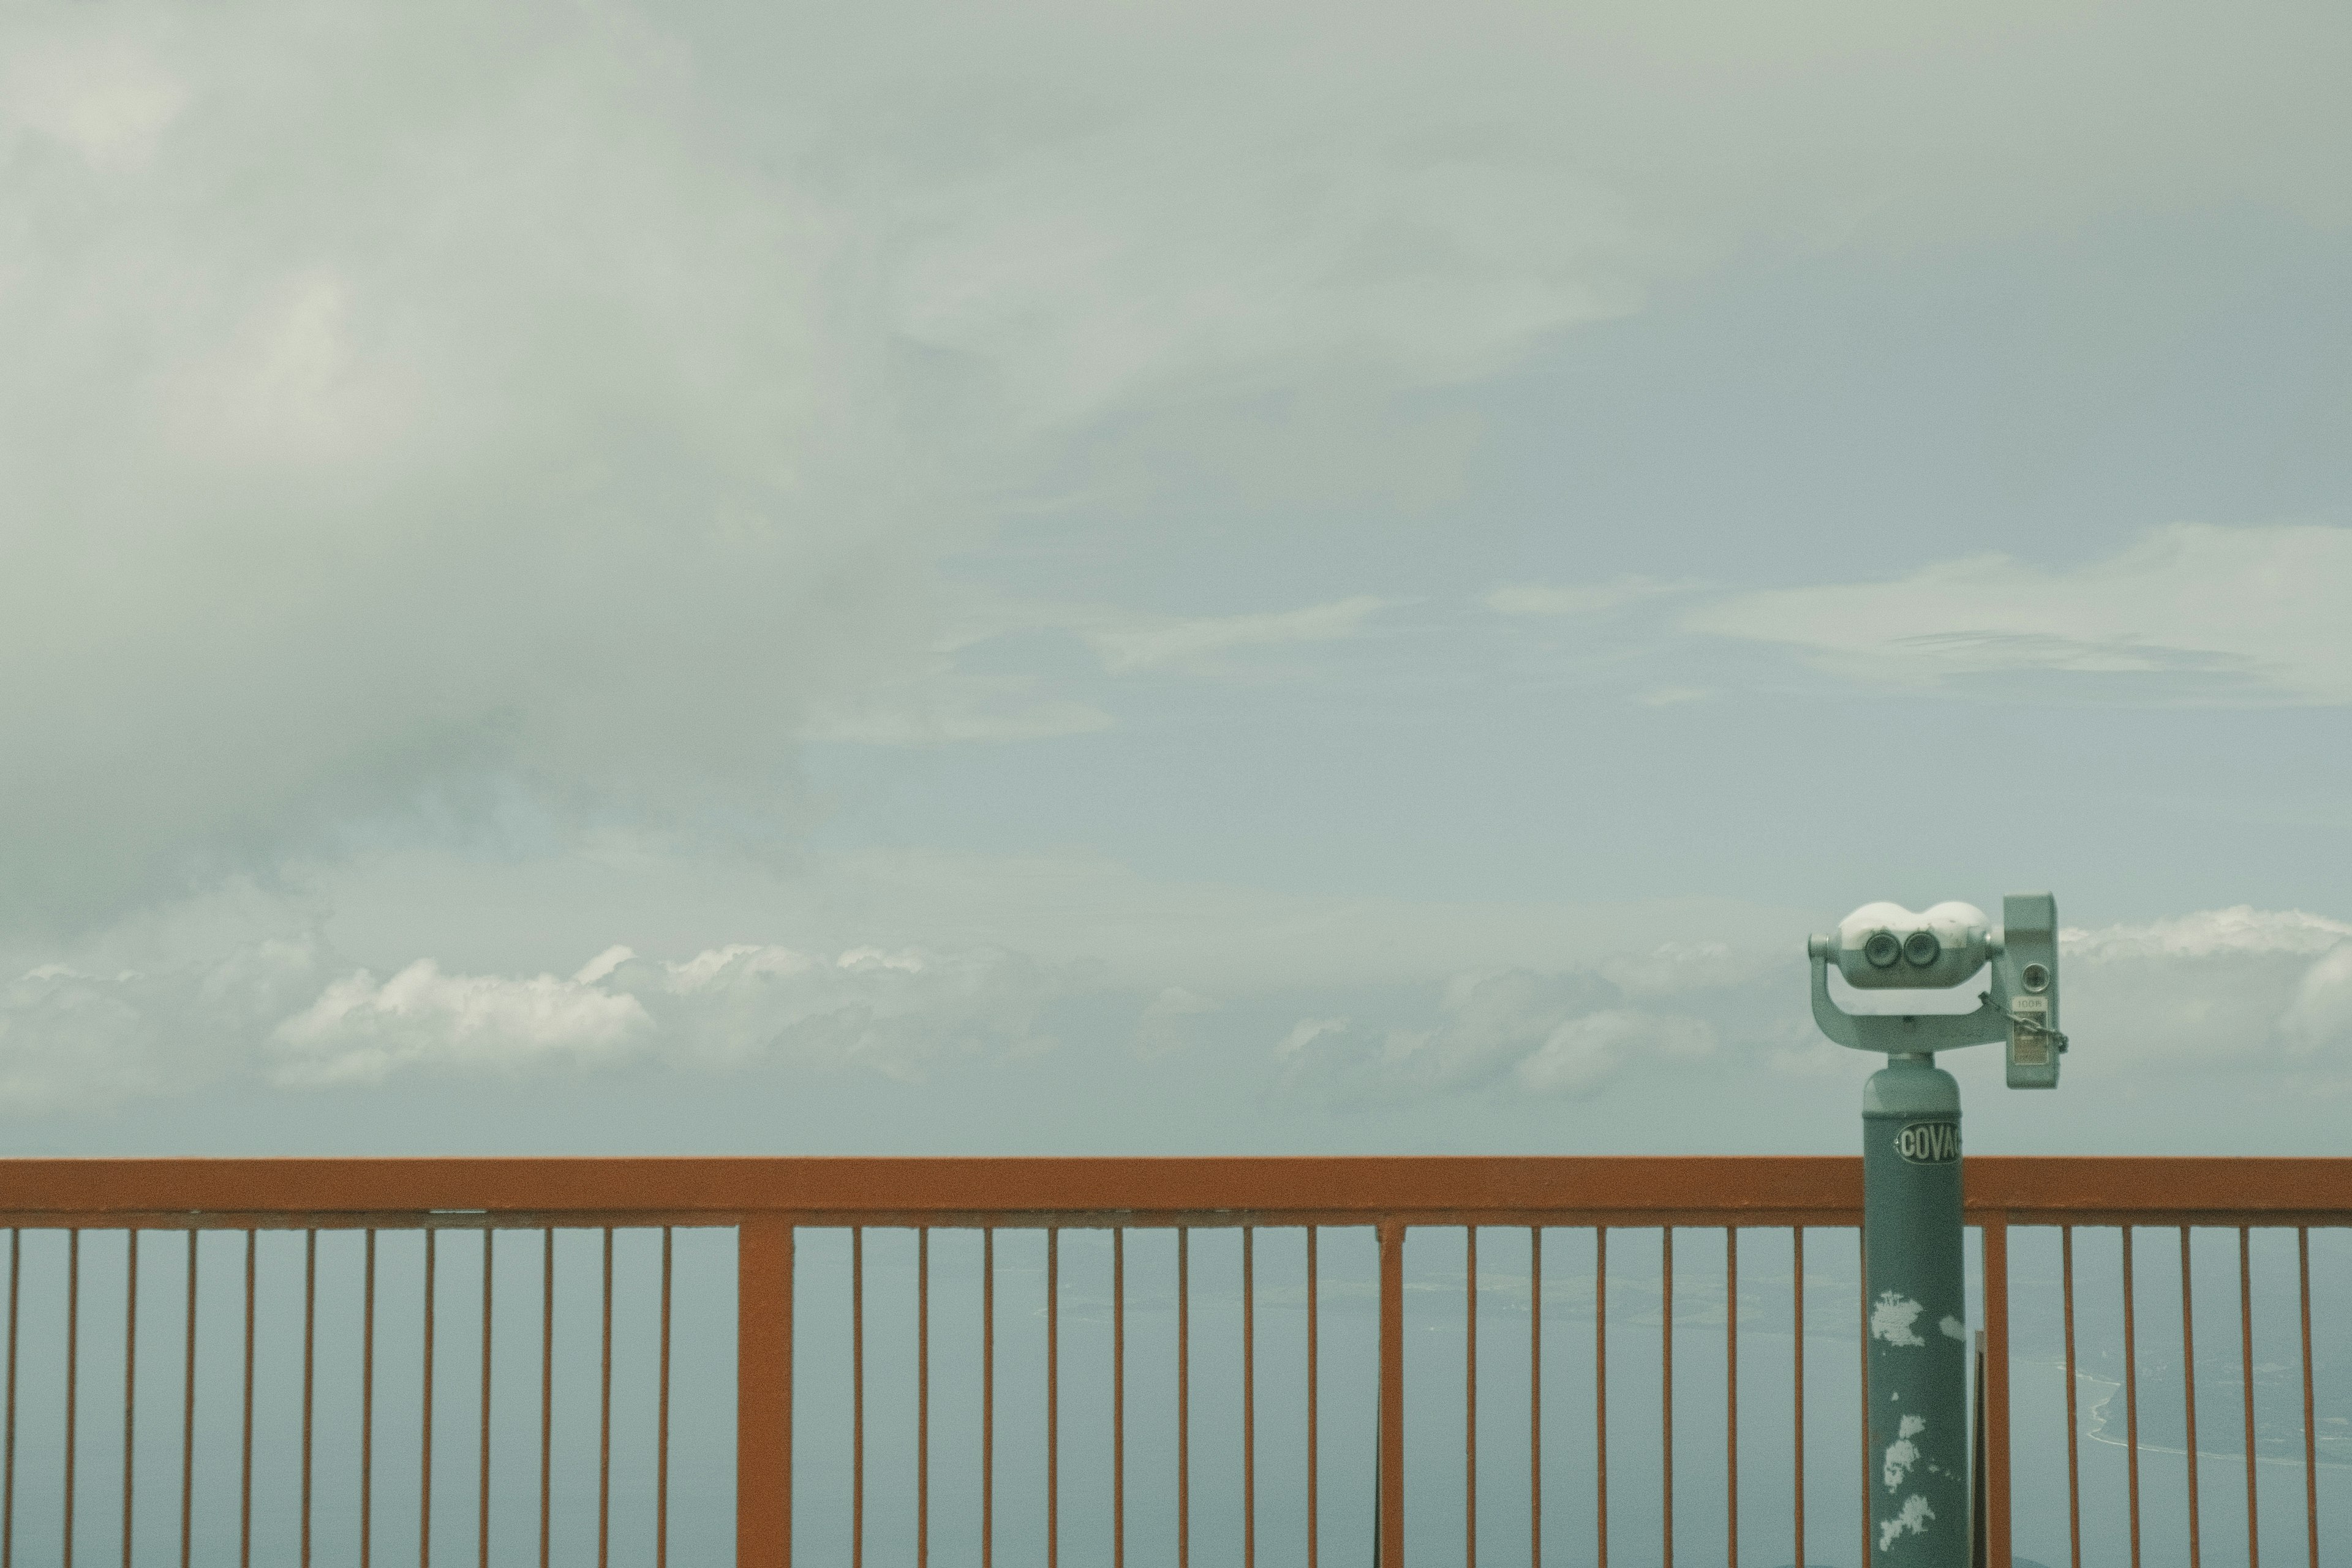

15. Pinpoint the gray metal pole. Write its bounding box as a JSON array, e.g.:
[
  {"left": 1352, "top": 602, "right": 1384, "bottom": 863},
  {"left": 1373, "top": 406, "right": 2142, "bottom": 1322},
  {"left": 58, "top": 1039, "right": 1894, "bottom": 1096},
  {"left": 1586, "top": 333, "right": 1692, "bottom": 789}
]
[{"left": 1863, "top": 1053, "right": 1968, "bottom": 1567}]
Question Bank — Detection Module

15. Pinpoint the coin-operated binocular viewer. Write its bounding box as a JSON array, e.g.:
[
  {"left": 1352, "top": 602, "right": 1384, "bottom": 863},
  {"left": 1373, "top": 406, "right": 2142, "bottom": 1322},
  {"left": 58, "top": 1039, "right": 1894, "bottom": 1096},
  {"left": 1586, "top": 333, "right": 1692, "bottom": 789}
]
[{"left": 1807, "top": 894, "right": 2067, "bottom": 1567}]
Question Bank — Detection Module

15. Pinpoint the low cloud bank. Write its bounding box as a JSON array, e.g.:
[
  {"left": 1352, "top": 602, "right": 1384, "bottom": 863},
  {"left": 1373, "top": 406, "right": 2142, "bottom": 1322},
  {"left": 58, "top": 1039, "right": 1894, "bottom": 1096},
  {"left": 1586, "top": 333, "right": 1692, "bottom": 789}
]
[
  {"left": 1284, "top": 908, "right": 2352, "bottom": 1103},
  {"left": 1278, "top": 946, "right": 1737, "bottom": 1104},
  {"left": 0, "top": 934, "right": 1062, "bottom": 1110},
  {"left": 2058, "top": 907, "right": 2352, "bottom": 1072},
  {"left": 2, "top": 907, "right": 2348, "bottom": 1113},
  {"left": 269, "top": 940, "right": 1062, "bottom": 1088}
]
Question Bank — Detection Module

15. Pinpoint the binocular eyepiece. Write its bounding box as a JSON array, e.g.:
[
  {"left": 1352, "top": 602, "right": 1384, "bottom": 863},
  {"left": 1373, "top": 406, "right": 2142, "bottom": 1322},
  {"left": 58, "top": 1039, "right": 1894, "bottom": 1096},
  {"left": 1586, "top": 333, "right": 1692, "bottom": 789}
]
[{"left": 1830, "top": 901, "right": 1991, "bottom": 990}]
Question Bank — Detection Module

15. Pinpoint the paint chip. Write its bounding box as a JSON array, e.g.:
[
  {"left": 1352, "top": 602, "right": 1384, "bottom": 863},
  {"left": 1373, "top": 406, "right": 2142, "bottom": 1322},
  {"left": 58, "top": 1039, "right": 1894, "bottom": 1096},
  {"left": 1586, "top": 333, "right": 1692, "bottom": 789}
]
[
  {"left": 1940, "top": 1314, "right": 1968, "bottom": 1341},
  {"left": 1882, "top": 1413, "right": 1926, "bottom": 1490},
  {"left": 1878, "top": 1493, "right": 1936, "bottom": 1548},
  {"left": 1872, "top": 1291, "right": 1927, "bottom": 1346}
]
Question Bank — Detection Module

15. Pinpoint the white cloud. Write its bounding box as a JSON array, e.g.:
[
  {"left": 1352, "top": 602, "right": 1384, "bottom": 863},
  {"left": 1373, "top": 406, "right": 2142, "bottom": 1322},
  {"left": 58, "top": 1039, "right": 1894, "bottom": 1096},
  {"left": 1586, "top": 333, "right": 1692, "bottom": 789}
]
[
  {"left": 272, "top": 958, "right": 650, "bottom": 1085},
  {"left": 2062, "top": 906, "right": 2352, "bottom": 963},
  {"left": 1280, "top": 964, "right": 1718, "bottom": 1102},
  {"left": 892, "top": 140, "right": 1645, "bottom": 429},
  {"left": 7, "top": 891, "right": 2352, "bottom": 1110},
  {"left": 3, "top": 35, "right": 188, "bottom": 169},
  {"left": 162, "top": 270, "right": 418, "bottom": 465},
  {"left": 1598, "top": 940, "right": 1765, "bottom": 998},
  {"left": 1515, "top": 1008, "right": 1714, "bottom": 1097},
  {"left": 1083, "top": 595, "right": 1395, "bottom": 674},
  {"left": 114, "top": 841, "right": 1806, "bottom": 1016},
  {"left": 269, "top": 941, "right": 1062, "bottom": 1087},
  {"left": 875, "top": 0, "right": 2352, "bottom": 435},
  {"left": 619, "top": 941, "right": 1058, "bottom": 1076},
  {"left": 2282, "top": 948, "right": 2352, "bottom": 1056},
  {"left": 0, "top": 884, "right": 1077, "bottom": 1106},
  {"left": 0, "top": 4, "right": 943, "bottom": 933},
  {"left": 800, "top": 667, "right": 1115, "bottom": 746},
  {"left": 850, "top": 589, "right": 1402, "bottom": 718},
  {"left": 0, "top": 933, "right": 325, "bottom": 1110},
  {"left": 1278, "top": 1017, "right": 1349, "bottom": 1057},
  {"left": 2057, "top": 907, "right": 2352, "bottom": 1076},
  {"left": 6, "top": 0, "right": 2349, "bottom": 943},
  {"left": 1133, "top": 986, "right": 1219, "bottom": 1058},
  {"left": 1687, "top": 524, "right": 2352, "bottom": 704},
  {"left": 1487, "top": 576, "right": 1696, "bottom": 616}
]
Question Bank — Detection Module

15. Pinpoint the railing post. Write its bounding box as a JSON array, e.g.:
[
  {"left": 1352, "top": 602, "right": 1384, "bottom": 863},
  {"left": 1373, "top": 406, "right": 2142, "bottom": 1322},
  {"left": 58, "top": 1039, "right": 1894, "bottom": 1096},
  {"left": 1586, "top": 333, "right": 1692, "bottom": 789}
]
[
  {"left": 1378, "top": 1221, "right": 1406, "bottom": 1567},
  {"left": 1981, "top": 1217, "right": 2011, "bottom": 1568},
  {"left": 739, "top": 1219, "right": 794, "bottom": 1567}
]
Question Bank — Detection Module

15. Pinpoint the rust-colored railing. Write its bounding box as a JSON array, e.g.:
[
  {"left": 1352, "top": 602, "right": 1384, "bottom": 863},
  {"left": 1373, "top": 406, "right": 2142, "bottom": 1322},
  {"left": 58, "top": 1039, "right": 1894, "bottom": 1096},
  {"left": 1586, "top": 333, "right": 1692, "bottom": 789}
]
[{"left": 0, "top": 1156, "right": 2343, "bottom": 1566}]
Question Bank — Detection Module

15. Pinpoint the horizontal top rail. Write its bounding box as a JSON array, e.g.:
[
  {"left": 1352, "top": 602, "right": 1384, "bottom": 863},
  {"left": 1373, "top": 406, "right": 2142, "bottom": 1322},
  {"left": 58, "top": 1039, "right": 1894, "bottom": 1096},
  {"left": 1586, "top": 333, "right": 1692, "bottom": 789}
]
[{"left": 0, "top": 1156, "right": 2345, "bottom": 1229}]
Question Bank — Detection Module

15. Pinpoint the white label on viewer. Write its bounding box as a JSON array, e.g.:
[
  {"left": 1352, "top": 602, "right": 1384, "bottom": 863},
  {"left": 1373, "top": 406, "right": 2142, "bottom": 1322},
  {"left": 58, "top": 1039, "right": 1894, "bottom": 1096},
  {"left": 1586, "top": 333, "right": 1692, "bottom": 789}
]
[{"left": 1896, "top": 1122, "right": 1960, "bottom": 1164}]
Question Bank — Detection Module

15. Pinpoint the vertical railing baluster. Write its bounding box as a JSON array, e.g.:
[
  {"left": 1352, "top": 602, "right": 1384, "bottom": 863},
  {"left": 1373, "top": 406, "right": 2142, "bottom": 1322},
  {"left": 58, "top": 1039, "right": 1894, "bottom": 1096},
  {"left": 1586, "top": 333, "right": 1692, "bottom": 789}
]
[
  {"left": 1046, "top": 1227, "right": 1058, "bottom": 1568},
  {"left": 1114, "top": 1229, "right": 1126, "bottom": 1568},
  {"left": 2297, "top": 1228, "right": 2316, "bottom": 1568},
  {"left": 1595, "top": 1227, "right": 1608, "bottom": 1568},
  {"left": 121, "top": 1231, "right": 137, "bottom": 1568},
  {"left": 361, "top": 1231, "right": 374, "bottom": 1568},
  {"left": 2180, "top": 1227, "right": 2202, "bottom": 1568},
  {"left": 1660, "top": 1226, "right": 1673, "bottom": 1568},
  {"left": 598, "top": 1228, "right": 613, "bottom": 1568},
  {"left": 783, "top": 1222, "right": 797, "bottom": 1568},
  {"left": 236, "top": 1232, "right": 257, "bottom": 1561},
  {"left": 1244, "top": 1226, "right": 1256, "bottom": 1568},
  {"left": 1177, "top": 1227, "right": 1189, "bottom": 1568},
  {"left": 917, "top": 1229, "right": 928, "bottom": 1568},
  {"left": 1528, "top": 1227, "right": 1540, "bottom": 1568},
  {"left": 1985, "top": 1216, "right": 2013, "bottom": 1568},
  {"left": 735, "top": 1219, "right": 794, "bottom": 1568},
  {"left": 1306, "top": 1227, "right": 1318, "bottom": 1568},
  {"left": 1858, "top": 1235, "right": 1868, "bottom": 1568},
  {"left": 2125, "top": 1227, "right": 2142, "bottom": 1568},
  {"left": 240, "top": 1231, "right": 257, "bottom": 1567},
  {"left": 64, "top": 1229, "right": 78, "bottom": 1568},
  {"left": 538, "top": 1230, "right": 552, "bottom": 1568},
  {"left": 851, "top": 1229, "right": 864, "bottom": 1568},
  {"left": 4, "top": 1228, "right": 15, "bottom": 1568},
  {"left": 982, "top": 1229, "right": 995, "bottom": 1568},
  {"left": 1724, "top": 1228, "right": 1736, "bottom": 1568},
  {"left": 2062, "top": 1228, "right": 2081, "bottom": 1568},
  {"left": 1464, "top": 1226, "right": 1476, "bottom": 1568},
  {"left": 2239, "top": 1227, "right": 2258, "bottom": 1568},
  {"left": 658, "top": 1226, "right": 673, "bottom": 1568},
  {"left": 1791, "top": 1228, "right": 1804, "bottom": 1568},
  {"left": 479, "top": 1231, "right": 494, "bottom": 1568},
  {"left": 423, "top": 1230, "right": 437, "bottom": 1568},
  {"left": 304, "top": 1231, "right": 318, "bottom": 1568},
  {"left": 1378, "top": 1221, "right": 1405, "bottom": 1568}
]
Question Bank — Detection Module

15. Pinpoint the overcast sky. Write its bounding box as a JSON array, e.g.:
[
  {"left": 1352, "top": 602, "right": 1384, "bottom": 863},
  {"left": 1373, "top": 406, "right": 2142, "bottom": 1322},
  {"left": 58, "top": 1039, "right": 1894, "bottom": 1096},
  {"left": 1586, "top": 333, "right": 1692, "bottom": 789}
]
[{"left": 4, "top": 0, "right": 2349, "bottom": 1157}]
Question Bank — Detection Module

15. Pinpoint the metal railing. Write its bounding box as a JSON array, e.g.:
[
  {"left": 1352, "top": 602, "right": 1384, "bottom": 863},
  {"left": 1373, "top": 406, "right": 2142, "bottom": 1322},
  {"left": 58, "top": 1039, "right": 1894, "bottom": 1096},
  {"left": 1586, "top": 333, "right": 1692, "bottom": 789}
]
[{"left": 0, "top": 1156, "right": 2343, "bottom": 1566}]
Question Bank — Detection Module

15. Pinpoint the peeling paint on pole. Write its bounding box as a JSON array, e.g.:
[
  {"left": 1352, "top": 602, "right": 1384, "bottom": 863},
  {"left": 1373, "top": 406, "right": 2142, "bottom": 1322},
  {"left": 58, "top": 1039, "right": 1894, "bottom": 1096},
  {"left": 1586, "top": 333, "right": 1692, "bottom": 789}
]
[{"left": 1864, "top": 1055, "right": 1968, "bottom": 1567}]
